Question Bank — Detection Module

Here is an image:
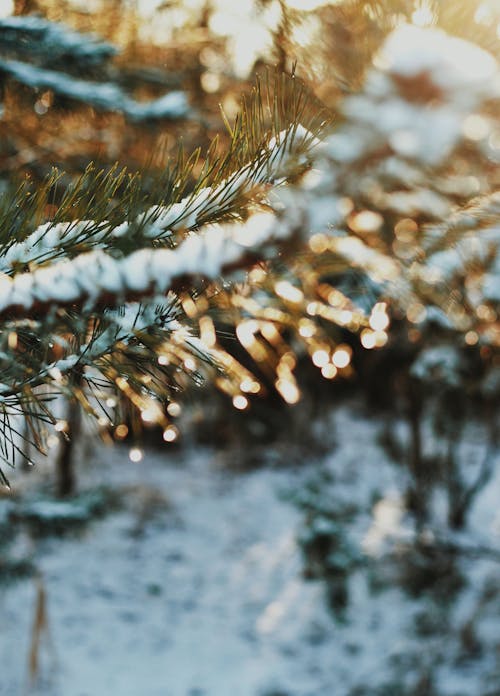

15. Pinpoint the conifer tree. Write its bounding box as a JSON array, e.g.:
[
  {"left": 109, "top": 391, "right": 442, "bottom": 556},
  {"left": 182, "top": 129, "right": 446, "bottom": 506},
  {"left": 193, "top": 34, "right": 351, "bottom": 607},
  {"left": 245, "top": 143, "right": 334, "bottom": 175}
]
[
  {"left": 0, "top": 46, "right": 331, "bottom": 489},
  {"left": 1, "top": 4, "right": 498, "bottom": 691},
  {"left": 0, "top": 2, "right": 498, "bottom": 508}
]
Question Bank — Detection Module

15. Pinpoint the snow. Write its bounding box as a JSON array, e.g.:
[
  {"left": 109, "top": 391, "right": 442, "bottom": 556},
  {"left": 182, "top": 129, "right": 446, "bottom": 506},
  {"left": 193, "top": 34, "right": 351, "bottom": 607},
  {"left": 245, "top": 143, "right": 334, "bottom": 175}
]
[
  {"left": 11, "top": 500, "right": 89, "bottom": 523},
  {"left": 384, "top": 188, "right": 451, "bottom": 219},
  {"left": 1, "top": 443, "right": 324, "bottom": 696},
  {"left": 0, "top": 59, "right": 190, "bottom": 121},
  {"left": 0, "top": 15, "right": 117, "bottom": 66},
  {"left": 318, "top": 23, "right": 500, "bottom": 181},
  {"left": 420, "top": 226, "right": 500, "bottom": 314},
  {"left": 377, "top": 24, "right": 499, "bottom": 100},
  {"left": 1, "top": 403, "right": 498, "bottom": 695},
  {"left": 1, "top": 220, "right": 96, "bottom": 271},
  {"left": 483, "top": 272, "right": 500, "bottom": 302},
  {"left": 123, "top": 91, "right": 190, "bottom": 122},
  {"left": 0, "top": 203, "right": 298, "bottom": 316},
  {"left": 0, "top": 125, "right": 315, "bottom": 275},
  {"left": 410, "top": 345, "right": 462, "bottom": 387}
]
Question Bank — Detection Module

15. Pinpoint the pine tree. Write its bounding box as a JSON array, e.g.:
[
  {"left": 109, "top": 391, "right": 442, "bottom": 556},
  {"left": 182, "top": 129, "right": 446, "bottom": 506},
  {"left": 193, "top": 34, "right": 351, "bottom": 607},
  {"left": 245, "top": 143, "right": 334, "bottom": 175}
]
[
  {"left": 1, "top": 7, "right": 499, "bottom": 690},
  {"left": 255, "top": 12, "right": 499, "bottom": 607},
  {"left": 0, "top": 6, "right": 331, "bottom": 492},
  {"left": 0, "top": 52, "right": 332, "bottom": 490},
  {"left": 0, "top": 3, "right": 498, "bottom": 509},
  {"left": 0, "top": 14, "right": 190, "bottom": 122}
]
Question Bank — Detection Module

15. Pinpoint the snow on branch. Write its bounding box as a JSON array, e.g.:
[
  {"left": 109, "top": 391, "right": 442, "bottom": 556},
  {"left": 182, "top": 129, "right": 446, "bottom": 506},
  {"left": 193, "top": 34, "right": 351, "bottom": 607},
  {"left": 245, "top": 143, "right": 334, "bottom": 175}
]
[
  {"left": 0, "top": 219, "right": 108, "bottom": 273},
  {"left": 0, "top": 15, "right": 117, "bottom": 68},
  {"left": 423, "top": 192, "right": 500, "bottom": 247},
  {"left": 0, "top": 57, "right": 190, "bottom": 121},
  {"left": 0, "top": 125, "right": 318, "bottom": 273},
  {"left": 0, "top": 209, "right": 300, "bottom": 321},
  {"left": 114, "top": 124, "right": 317, "bottom": 234},
  {"left": 326, "top": 24, "right": 500, "bottom": 169},
  {"left": 379, "top": 23, "right": 498, "bottom": 99},
  {"left": 29, "top": 305, "right": 189, "bottom": 394}
]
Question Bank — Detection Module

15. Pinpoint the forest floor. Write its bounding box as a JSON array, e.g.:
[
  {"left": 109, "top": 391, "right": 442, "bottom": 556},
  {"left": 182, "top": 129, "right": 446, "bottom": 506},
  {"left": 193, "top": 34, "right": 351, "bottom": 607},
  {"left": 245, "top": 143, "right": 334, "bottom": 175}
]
[{"left": 0, "top": 401, "right": 499, "bottom": 696}]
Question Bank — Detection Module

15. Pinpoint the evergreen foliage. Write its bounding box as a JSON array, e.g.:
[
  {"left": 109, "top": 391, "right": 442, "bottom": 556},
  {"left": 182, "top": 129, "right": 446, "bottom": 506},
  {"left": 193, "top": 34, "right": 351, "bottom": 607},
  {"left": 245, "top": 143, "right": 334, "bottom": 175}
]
[
  {"left": 0, "top": 2, "right": 498, "bottom": 501},
  {"left": 0, "top": 58, "right": 330, "bottom": 483},
  {"left": 0, "top": 3, "right": 499, "bottom": 692}
]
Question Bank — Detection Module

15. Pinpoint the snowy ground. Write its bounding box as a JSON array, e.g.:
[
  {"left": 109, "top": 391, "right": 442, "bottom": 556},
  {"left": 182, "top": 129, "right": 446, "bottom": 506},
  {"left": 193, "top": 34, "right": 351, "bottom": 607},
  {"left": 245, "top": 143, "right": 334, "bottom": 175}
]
[{"left": 0, "top": 403, "right": 499, "bottom": 696}]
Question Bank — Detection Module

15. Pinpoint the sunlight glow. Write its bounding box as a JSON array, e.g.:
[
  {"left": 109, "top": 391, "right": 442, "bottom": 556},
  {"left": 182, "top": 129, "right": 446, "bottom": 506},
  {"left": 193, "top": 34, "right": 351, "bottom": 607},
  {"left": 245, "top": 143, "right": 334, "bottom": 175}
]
[
  {"left": 275, "top": 281, "right": 304, "bottom": 304},
  {"left": 167, "top": 402, "right": 182, "bottom": 417},
  {"left": 369, "top": 303, "right": 390, "bottom": 332},
  {"left": 141, "top": 406, "right": 161, "bottom": 423},
  {"left": 209, "top": 0, "right": 279, "bottom": 77},
  {"left": 163, "top": 425, "right": 179, "bottom": 442},
  {"left": 321, "top": 364, "right": 337, "bottom": 379},
  {"left": 298, "top": 320, "right": 316, "bottom": 338},
  {"left": 407, "top": 303, "right": 427, "bottom": 324},
  {"left": 312, "top": 349, "right": 330, "bottom": 368},
  {"left": 332, "top": 346, "right": 352, "bottom": 369},
  {"left": 232, "top": 394, "right": 249, "bottom": 410},
  {"left": 465, "top": 331, "right": 479, "bottom": 346},
  {"left": 348, "top": 211, "right": 383, "bottom": 234},
  {"left": 240, "top": 378, "right": 261, "bottom": 394},
  {"left": 361, "top": 330, "right": 376, "bottom": 350},
  {"left": 462, "top": 114, "right": 490, "bottom": 141},
  {"left": 7, "top": 332, "right": 17, "bottom": 350},
  {"left": 236, "top": 320, "right": 259, "bottom": 348},
  {"left": 129, "top": 447, "right": 144, "bottom": 463},
  {"left": 275, "top": 378, "right": 300, "bottom": 404},
  {"left": 115, "top": 424, "right": 129, "bottom": 440}
]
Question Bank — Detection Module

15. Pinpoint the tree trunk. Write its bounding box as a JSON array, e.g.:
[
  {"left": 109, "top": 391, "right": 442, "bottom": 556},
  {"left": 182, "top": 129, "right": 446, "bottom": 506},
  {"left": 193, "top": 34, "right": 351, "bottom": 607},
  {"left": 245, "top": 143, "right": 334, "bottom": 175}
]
[
  {"left": 407, "top": 381, "right": 427, "bottom": 528},
  {"left": 55, "top": 397, "right": 80, "bottom": 498}
]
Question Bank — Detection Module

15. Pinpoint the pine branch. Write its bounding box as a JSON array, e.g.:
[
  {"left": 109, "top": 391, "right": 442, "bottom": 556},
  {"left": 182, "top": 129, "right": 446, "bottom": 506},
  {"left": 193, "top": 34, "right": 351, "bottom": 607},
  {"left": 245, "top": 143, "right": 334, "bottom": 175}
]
[
  {"left": 0, "top": 75, "right": 327, "bottom": 273},
  {"left": 0, "top": 15, "right": 117, "bottom": 68},
  {"left": 0, "top": 58, "right": 191, "bottom": 122},
  {"left": 0, "top": 209, "right": 303, "bottom": 322},
  {"left": 0, "top": 71, "right": 330, "bottom": 478}
]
